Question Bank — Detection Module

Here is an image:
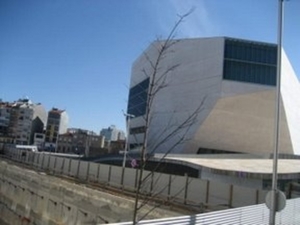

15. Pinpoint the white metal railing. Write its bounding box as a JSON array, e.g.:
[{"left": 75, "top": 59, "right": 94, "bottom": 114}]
[{"left": 110, "top": 197, "right": 300, "bottom": 225}]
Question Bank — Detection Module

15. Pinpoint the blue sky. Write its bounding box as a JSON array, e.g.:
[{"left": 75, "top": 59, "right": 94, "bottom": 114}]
[{"left": 1, "top": 0, "right": 299, "bottom": 133}]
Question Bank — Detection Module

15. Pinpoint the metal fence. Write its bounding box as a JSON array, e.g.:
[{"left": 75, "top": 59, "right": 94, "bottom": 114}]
[
  {"left": 111, "top": 197, "right": 300, "bottom": 225},
  {"left": 2, "top": 148, "right": 269, "bottom": 211}
]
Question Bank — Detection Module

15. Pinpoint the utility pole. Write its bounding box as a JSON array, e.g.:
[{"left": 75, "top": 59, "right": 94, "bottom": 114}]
[
  {"left": 122, "top": 113, "right": 135, "bottom": 168},
  {"left": 269, "top": 1, "right": 284, "bottom": 224},
  {"left": 121, "top": 113, "right": 135, "bottom": 188}
]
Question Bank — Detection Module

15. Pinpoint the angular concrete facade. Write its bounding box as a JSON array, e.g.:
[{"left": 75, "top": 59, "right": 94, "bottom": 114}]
[{"left": 127, "top": 37, "right": 300, "bottom": 155}]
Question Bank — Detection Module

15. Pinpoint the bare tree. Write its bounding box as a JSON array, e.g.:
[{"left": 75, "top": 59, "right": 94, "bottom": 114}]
[{"left": 130, "top": 9, "right": 206, "bottom": 224}]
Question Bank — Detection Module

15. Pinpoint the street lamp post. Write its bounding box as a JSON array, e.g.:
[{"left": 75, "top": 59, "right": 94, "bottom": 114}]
[
  {"left": 121, "top": 113, "right": 135, "bottom": 188},
  {"left": 122, "top": 113, "right": 135, "bottom": 168},
  {"left": 269, "top": 1, "right": 285, "bottom": 224}
]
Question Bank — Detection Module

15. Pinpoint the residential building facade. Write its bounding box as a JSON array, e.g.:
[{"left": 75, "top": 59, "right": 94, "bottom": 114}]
[
  {"left": 33, "top": 133, "right": 45, "bottom": 150},
  {"left": 0, "top": 101, "right": 12, "bottom": 141},
  {"left": 44, "top": 108, "right": 69, "bottom": 151},
  {"left": 56, "top": 128, "right": 105, "bottom": 156},
  {"left": 0, "top": 98, "right": 47, "bottom": 145}
]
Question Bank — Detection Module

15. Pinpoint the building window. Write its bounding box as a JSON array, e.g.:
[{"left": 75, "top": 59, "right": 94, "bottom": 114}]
[
  {"left": 36, "top": 134, "right": 43, "bottom": 139},
  {"left": 223, "top": 39, "right": 277, "bottom": 86},
  {"left": 127, "top": 78, "right": 149, "bottom": 117},
  {"left": 130, "top": 126, "right": 146, "bottom": 134}
]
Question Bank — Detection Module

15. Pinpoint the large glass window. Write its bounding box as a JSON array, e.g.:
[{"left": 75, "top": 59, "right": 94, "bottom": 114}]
[
  {"left": 224, "top": 39, "right": 277, "bottom": 86},
  {"left": 127, "top": 78, "right": 149, "bottom": 117},
  {"left": 130, "top": 126, "right": 146, "bottom": 134}
]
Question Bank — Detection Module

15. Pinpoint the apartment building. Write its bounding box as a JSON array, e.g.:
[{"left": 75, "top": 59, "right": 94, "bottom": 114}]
[
  {"left": 0, "top": 98, "right": 47, "bottom": 145},
  {"left": 44, "top": 108, "right": 68, "bottom": 151},
  {"left": 57, "top": 128, "right": 105, "bottom": 156}
]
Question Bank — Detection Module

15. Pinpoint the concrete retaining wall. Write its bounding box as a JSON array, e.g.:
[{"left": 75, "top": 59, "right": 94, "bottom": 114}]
[{"left": 0, "top": 160, "right": 180, "bottom": 225}]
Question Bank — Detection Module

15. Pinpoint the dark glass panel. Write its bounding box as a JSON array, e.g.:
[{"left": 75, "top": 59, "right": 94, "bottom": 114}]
[
  {"left": 224, "top": 60, "right": 276, "bottom": 86},
  {"left": 225, "top": 39, "right": 277, "bottom": 65},
  {"left": 127, "top": 78, "right": 150, "bottom": 117},
  {"left": 224, "top": 39, "right": 277, "bottom": 86}
]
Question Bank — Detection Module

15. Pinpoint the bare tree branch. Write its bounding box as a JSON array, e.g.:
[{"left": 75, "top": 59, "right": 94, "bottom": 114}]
[{"left": 132, "top": 9, "right": 196, "bottom": 224}]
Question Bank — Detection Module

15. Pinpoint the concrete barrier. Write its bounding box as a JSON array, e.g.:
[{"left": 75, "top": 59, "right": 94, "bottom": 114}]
[
  {"left": 0, "top": 160, "right": 180, "bottom": 225},
  {"left": 1, "top": 149, "right": 267, "bottom": 219}
]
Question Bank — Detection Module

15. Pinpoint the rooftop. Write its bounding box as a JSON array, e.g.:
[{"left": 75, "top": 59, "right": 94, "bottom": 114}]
[
  {"left": 165, "top": 157, "right": 300, "bottom": 174},
  {"left": 154, "top": 154, "right": 300, "bottom": 180}
]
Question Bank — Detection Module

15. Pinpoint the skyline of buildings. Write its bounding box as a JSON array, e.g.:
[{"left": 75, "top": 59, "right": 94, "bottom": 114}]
[
  {"left": 0, "top": 98, "right": 126, "bottom": 154},
  {"left": 100, "top": 125, "right": 126, "bottom": 142}
]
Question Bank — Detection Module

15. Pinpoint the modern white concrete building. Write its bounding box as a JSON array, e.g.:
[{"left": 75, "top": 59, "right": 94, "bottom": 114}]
[{"left": 127, "top": 37, "right": 300, "bottom": 155}]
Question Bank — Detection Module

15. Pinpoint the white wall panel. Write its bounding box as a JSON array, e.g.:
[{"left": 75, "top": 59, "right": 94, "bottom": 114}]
[
  {"left": 88, "top": 162, "right": 99, "bottom": 182},
  {"left": 169, "top": 175, "right": 186, "bottom": 202},
  {"left": 281, "top": 50, "right": 300, "bottom": 155},
  {"left": 209, "top": 180, "right": 230, "bottom": 206},
  {"left": 110, "top": 166, "right": 122, "bottom": 187},
  {"left": 151, "top": 173, "right": 171, "bottom": 198},
  {"left": 63, "top": 158, "right": 71, "bottom": 175},
  {"left": 33, "top": 153, "right": 39, "bottom": 165},
  {"left": 70, "top": 160, "right": 79, "bottom": 177},
  {"left": 42, "top": 154, "right": 50, "bottom": 169},
  {"left": 186, "top": 178, "right": 208, "bottom": 204},
  {"left": 123, "top": 168, "right": 137, "bottom": 190},
  {"left": 98, "top": 164, "right": 110, "bottom": 184},
  {"left": 55, "top": 157, "right": 64, "bottom": 173},
  {"left": 141, "top": 171, "right": 152, "bottom": 194},
  {"left": 258, "top": 190, "right": 268, "bottom": 204},
  {"left": 129, "top": 37, "right": 225, "bottom": 153},
  {"left": 78, "top": 161, "right": 88, "bottom": 180},
  {"left": 232, "top": 186, "right": 256, "bottom": 207},
  {"left": 48, "top": 156, "right": 56, "bottom": 171}
]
